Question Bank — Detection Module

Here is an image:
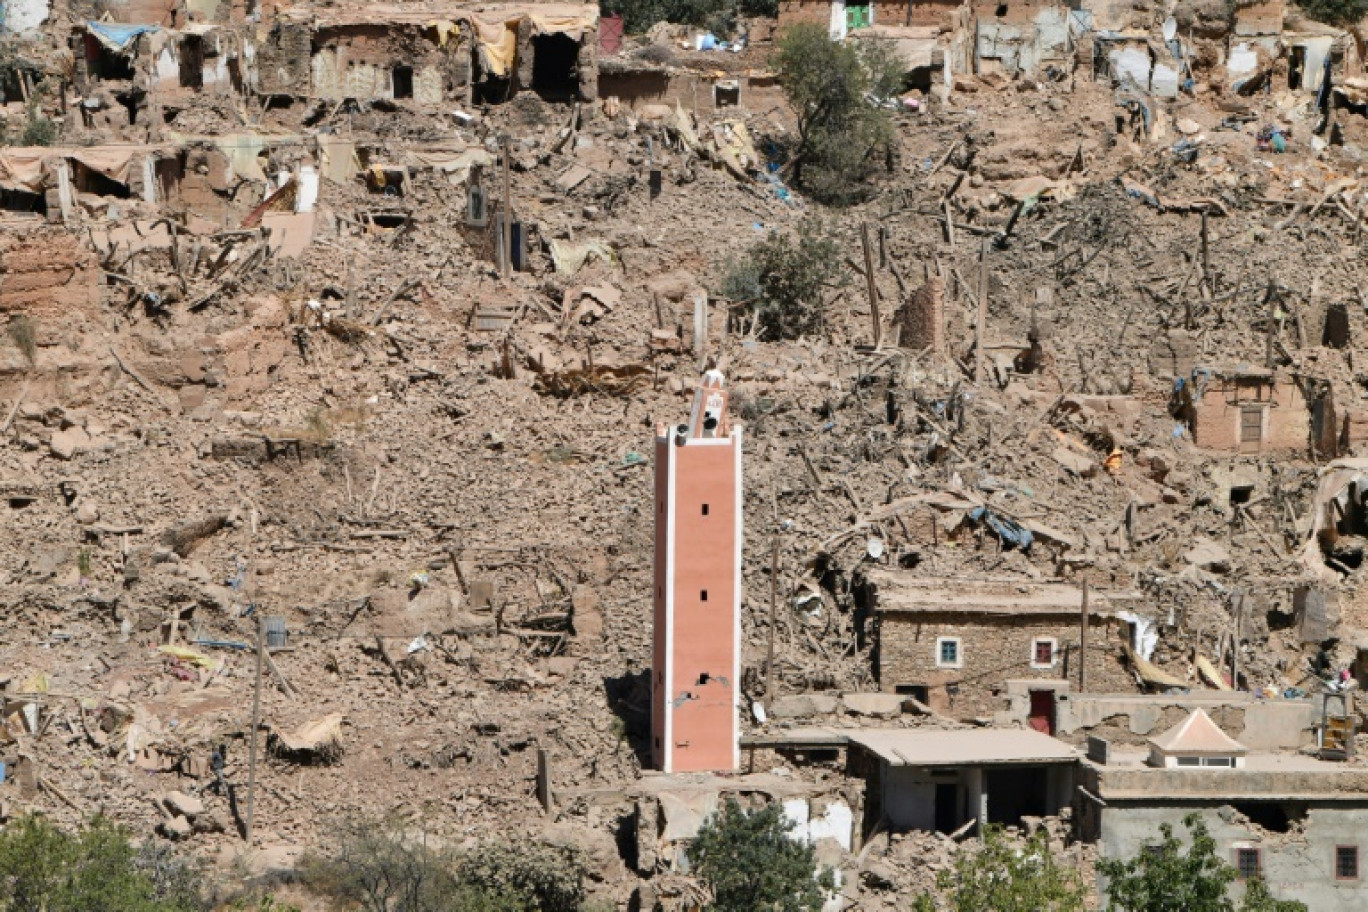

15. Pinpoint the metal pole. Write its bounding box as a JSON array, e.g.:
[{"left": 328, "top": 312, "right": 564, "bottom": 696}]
[
  {"left": 501, "top": 138, "right": 513, "bottom": 278},
  {"left": 245, "top": 613, "right": 264, "bottom": 841}
]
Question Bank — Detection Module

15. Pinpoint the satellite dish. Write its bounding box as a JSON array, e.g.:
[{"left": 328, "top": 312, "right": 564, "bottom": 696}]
[{"left": 866, "top": 538, "right": 885, "bottom": 560}]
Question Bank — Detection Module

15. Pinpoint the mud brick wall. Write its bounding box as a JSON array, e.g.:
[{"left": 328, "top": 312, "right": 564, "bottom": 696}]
[
  {"left": 896, "top": 276, "right": 944, "bottom": 352},
  {"left": 256, "top": 20, "right": 312, "bottom": 95},
  {"left": 1189, "top": 377, "right": 1314, "bottom": 454},
  {"left": 877, "top": 611, "right": 1134, "bottom": 717},
  {"left": 0, "top": 230, "right": 102, "bottom": 321},
  {"left": 778, "top": 0, "right": 832, "bottom": 30}
]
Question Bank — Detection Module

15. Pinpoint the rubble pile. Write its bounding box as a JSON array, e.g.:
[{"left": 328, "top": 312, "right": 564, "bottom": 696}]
[{"left": 5, "top": 0, "right": 1368, "bottom": 904}]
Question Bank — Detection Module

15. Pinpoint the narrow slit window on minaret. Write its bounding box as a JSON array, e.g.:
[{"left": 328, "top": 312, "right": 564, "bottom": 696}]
[
  {"left": 700, "top": 590, "right": 708, "bottom": 602},
  {"left": 702, "top": 503, "right": 709, "bottom": 516}
]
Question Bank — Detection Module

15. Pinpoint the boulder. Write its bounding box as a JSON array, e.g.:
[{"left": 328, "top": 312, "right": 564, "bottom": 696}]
[
  {"left": 841, "top": 693, "right": 904, "bottom": 718},
  {"left": 163, "top": 790, "right": 204, "bottom": 817}
]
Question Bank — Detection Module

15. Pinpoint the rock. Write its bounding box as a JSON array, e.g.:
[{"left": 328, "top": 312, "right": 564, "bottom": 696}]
[
  {"left": 163, "top": 790, "right": 204, "bottom": 817},
  {"left": 160, "top": 815, "right": 192, "bottom": 840},
  {"left": 770, "top": 693, "right": 839, "bottom": 718},
  {"left": 841, "top": 692, "right": 904, "bottom": 718},
  {"left": 1184, "top": 537, "right": 1231, "bottom": 573},
  {"left": 50, "top": 426, "right": 91, "bottom": 459},
  {"left": 769, "top": 695, "right": 821, "bottom": 719},
  {"left": 192, "top": 811, "right": 227, "bottom": 834},
  {"left": 1052, "top": 446, "right": 1097, "bottom": 478},
  {"left": 810, "top": 694, "right": 839, "bottom": 714},
  {"left": 572, "top": 587, "right": 603, "bottom": 640},
  {"left": 75, "top": 502, "right": 100, "bottom": 525}
]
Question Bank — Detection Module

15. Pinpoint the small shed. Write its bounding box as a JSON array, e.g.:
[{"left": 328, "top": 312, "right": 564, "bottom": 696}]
[{"left": 1146, "top": 709, "right": 1248, "bottom": 769}]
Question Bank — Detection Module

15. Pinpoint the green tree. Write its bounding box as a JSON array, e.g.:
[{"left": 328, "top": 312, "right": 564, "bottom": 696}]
[
  {"left": 774, "top": 23, "right": 902, "bottom": 205},
  {"left": 1099, "top": 814, "right": 1306, "bottom": 912},
  {"left": 690, "top": 799, "right": 832, "bottom": 912},
  {"left": 918, "top": 825, "right": 1084, "bottom": 912},
  {"left": 1295, "top": 0, "right": 1368, "bottom": 26},
  {"left": 300, "top": 818, "right": 583, "bottom": 912},
  {"left": 719, "top": 220, "right": 840, "bottom": 340},
  {"left": 1237, "top": 877, "right": 1307, "bottom": 912},
  {"left": 0, "top": 814, "right": 204, "bottom": 912}
]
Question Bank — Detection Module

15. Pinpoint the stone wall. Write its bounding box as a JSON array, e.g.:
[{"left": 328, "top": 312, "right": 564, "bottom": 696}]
[{"left": 877, "top": 611, "right": 1135, "bottom": 716}]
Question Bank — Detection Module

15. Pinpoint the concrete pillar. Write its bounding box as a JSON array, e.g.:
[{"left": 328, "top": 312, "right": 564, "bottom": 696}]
[{"left": 965, "top": 767, "right": 986, "bottom": 832}]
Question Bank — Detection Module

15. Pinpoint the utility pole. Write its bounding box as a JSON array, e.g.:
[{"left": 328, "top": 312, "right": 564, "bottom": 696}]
[
  {"left": 501, "top": 137, "right": 513, "bottom": 279},
  {"left": 861, "top": 222, "right": 881, "bottom": 349},
  {"left": 245, "top": 612, "right": 264, "bottom": 842},
  {"left": 975, "top": 238, "right": 989, "bottom": 382},
  {"left": 1079, "top": 579, "right": 1089, "bottom": 693},
  {"left": 765, "top": 533, "right": 780, "bottom": 709}
]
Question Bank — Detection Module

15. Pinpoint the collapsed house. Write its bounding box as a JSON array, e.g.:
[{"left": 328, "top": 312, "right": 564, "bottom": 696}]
[{"left": 256, "top": 4, "right": 599, "bottom": 105}]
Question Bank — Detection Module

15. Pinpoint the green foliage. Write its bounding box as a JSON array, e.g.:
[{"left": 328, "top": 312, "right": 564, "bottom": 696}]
[
  {"left": 6, "top": 314, "right": 36, "bottom": 365},
  {"left": 1295, "top": 0, "right": 1368, "bottom": 26},
  {"left": 299, "top": 820, "right": 586, "bottom": 912},
  {"left": 20, "top": 102, "right": 57, "bottom": 147},
  {"left": 453, "top": 841, "right": 587, "bottom": 912},
  {"left": 0, "top": 814, "right": 204, "bottom": 912},
  {"left": 690, "top": 799, "right": 832, "bottom": 912},
  {"left": 923, "top": 826, "right": 1085, "bottom": 912},
  {"left": 720, "top": 220, "right": 840, "bottom": 340},
  {"left": 1237, "top": 877, "right": 1307, "bottom": 912},
  {"left": 775, "top": 23, "right": 901, "bottom": 205},
  {"left": 1099, "top": 814, "right": 1306, "bottom": 912}
]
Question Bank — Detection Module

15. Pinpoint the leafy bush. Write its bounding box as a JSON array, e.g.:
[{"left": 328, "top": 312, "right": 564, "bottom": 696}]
[
  {"left": 0, "top": 814, "right": 205, "bottom": 912},
  {"left": 300, "top": 820, "right": 586, "bottom": 912},
  {"left": 6, "top": 314, "right": 36, "bottom": 365},
  {"left": 1296, "top": 0, "right": 1368, "bottom": 26},
  {"left": 1098, "top": 814, "right": 1306, "bottom": 912},
  {"left": 775, "top": 23, "right": 902, "bottom": 205},
  {"left": 690, "top": 799, "right": 832, "bottom": 912},
  {"left": 915, "top": 826, "right": 1084, "bottom": 912},
  {"left": 719, "top": 221, "right": 841, "bottom": 340},
  {"left": 21, "top": 104, "right": 57, "bottom": 147},
  {"left": 603, "top": 0, "right": 775, "bottom": 36},
  {"left": 454, "top": 841, "right": 586, "bottom": 912}
]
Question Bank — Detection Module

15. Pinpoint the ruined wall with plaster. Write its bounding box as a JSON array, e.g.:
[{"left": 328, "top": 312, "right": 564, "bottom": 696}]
[
  {"left": 1052, "top": 694, "right": 1316, "bottom": 750},
  {"left": 877, "top": 612, "right": 1134, "bottom": 716},
  {"left": 310, "top": 25, "right": 453, "bottom": 103},
  {"left": 597, "top": 70, "right": 784, "bottom": 117}
]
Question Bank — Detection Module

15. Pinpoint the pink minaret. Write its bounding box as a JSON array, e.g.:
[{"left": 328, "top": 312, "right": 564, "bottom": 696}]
[{"left": 652, "top": 370, "right": 743, "bottom": 773}]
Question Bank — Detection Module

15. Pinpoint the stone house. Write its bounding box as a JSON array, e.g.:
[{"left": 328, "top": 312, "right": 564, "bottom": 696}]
[
  {"left": 849, "top": 728, "right": 1078, "bottom": 837},
  {"left": 1082, "top": 710, "right": 1368, "bottom": 911},
  {"left": 861, "top": 573, "right": 1144, "bottom": 718}
]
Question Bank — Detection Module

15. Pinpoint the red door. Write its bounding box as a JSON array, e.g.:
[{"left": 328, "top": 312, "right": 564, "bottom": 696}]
[{"left": 1028, "top": 690, "right": 1056, "bottom": 735}]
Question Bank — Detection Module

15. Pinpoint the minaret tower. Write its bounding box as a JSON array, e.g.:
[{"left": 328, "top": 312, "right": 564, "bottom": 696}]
[{"left": 651, "top": 370, "right": 743, "bottom": 772}]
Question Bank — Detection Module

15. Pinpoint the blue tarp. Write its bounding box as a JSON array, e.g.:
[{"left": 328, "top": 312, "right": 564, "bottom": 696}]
[
  {"left": 86, "top": 21, "right": 160, "bottom": 53},
  {"left": 968, "top": 506, "right": 1034, "bottom": 550}
]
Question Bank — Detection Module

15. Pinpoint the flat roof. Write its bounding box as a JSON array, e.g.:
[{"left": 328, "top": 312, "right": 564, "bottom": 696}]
[
  {"left": 866, "top": 572, "right": 1138, "bottom": 616},
  {"left": 849, "top": 728, "right": 1079, "bottom": 767}
]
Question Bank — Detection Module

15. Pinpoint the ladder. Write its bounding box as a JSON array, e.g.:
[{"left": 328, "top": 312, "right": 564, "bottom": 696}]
[{"left": 1319, "top": 692, "right": 1357, "bottom": 761}]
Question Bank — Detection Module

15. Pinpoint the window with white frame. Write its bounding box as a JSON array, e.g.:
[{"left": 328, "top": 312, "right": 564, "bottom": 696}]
[
  {"left": 1031, "top": 637, "right": 1057, "bottom": 669},
  {"left": 936, "top": 637, "right": 962, "bottom": 669}
]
